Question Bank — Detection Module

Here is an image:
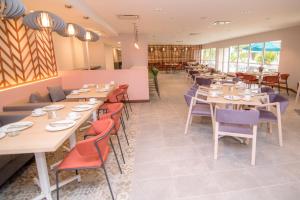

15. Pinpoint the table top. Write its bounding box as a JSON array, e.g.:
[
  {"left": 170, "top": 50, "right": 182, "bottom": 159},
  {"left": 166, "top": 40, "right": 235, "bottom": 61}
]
[
  {"left": 206, "top": 84, "right": 265, "bottom": 106},
  {"left": 66, "top": 85, "right": 115, "bottom": 100},
  {"left": 0, "top": 101, "right": 103, "bottom": 155}
]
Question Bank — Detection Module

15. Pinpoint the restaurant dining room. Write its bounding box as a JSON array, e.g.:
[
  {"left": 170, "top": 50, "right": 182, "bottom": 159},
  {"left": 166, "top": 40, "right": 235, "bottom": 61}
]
[{"left": 0, "top": 0, "right": 300, "bottom": 200}]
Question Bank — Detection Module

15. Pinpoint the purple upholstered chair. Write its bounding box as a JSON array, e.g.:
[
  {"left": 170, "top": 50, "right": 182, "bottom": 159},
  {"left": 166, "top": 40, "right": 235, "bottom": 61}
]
[
  {"left": 261, "top": 87, "right": 275, "bottom": 94},
  {"left": 195, "top": 77, "right": 212, "bottom": 86},
  {"left": 214, "top": 108, "right": 259, "bottom": 165},
  {"left": 257, "top": 93, "right": 288, "bottom": 146},
  {"left": 184, "top": 91, "right": 214, "bottom": 134}
]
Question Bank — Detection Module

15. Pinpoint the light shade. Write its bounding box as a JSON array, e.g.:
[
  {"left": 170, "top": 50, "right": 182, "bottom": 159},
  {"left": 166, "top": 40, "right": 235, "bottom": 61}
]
[
  {"left": 23, "top": 11, "right": 65, "bottom": 32},
  {"left": 77, "top": 29, "right": 100, "bottom": 42},
  {"left": 0, "top": 0, "right": 25, "bottom": 19}
]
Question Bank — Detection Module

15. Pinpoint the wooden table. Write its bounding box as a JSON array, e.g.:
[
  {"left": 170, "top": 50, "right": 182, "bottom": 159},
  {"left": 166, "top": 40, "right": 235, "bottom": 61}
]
[
  {"left": 206, "top": 84, "right": 265, "bottom": 106},
  {"left": 66, "top": 85, "right": 115, "bottom": 101},
  {"left": 0, "top": 101, "right": 103, "bottom": 200}
]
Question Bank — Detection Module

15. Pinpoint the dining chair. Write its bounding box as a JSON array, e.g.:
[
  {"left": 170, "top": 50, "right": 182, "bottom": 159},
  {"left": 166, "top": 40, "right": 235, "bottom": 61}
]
[
  {"left": 119, "top": 84, "right": 132, "bottom": 111},
  {"left": 195, "top": 77, "right": 212, "bottom": 86},
  {"left": 243, "top": 74, "right": 258, "bottom": 88},
  {"left": 235, "top": 72, "right": 245, "bottom": 80},
  {"left": 214, "top": 108, "right": 259, "bottom": 165},
  {"left": 261, "top": 86, "right": 275, "bottom": 94},
  {"left": 184, "top": 89, "right": 214, "bottom": 135},
  {"left": 91, "top": 103, "right": 129, "bottom": 163},
  {"left": 262, "top": 75, "right": 280, "bottom": 92},
  {"left": 296, "top": 81, "right": 300, "bottom": 103},
  {"left": 279, "top": 74, "right": 290, "bottom": 95},
  {"left": 56, "top": 119, "right": 118, "bottom": 200},
  {"left": 106, "top": 88, "right": 130, "bottom": 120},
  {"left": 256, "top": 93, "right": 289, "bottom": 146}
]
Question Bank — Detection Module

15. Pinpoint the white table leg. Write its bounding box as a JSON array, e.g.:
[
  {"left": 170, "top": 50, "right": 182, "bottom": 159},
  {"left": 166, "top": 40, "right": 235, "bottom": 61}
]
[
  {"left": 69, "top": 132, "right": 76, "bottom": 148},
  {"left": 34, "top": 153, "right": 53, "bottom": 200},
  {"left": 92, "top": 110, "right": 97, "bottom": 121}
]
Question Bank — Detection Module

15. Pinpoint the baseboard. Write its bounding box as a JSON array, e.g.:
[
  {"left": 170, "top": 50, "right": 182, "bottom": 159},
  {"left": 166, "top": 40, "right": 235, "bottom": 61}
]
[{"left": 128, "top": 99, "right": 150, "bottom": 103}]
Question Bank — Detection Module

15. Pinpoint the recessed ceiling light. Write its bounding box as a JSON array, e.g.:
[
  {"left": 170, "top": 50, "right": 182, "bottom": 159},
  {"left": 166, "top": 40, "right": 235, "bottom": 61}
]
[
  {"left": 189, "top": 32, "right": 201, "bottom": 36},
  {"left": 65, "top": 4, "right": 73, "bottom": 9},
  {"left": 154, "top": 8, "right": 162, "bottom": 12},
  {"left": 83, "top": 16, "right": 89, "bottom": 20},
  {"left": 213, "top": 21, "right": 231, "bottom": 25},
  {"left": 117, "top": 41, "right": 121, "bottom": 44},
  {"left": 241, "top": 10, "right": 252, "bottom": 14},
  {"left": 29, "top": 10, "right": 34, "bottom": 13}
]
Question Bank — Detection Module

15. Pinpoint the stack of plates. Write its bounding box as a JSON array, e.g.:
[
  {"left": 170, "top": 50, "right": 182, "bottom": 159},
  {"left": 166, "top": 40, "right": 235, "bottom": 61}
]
[
  {"left": 43, "top": 105, "right": 65, "bottom": 111},
  {"left": 46, "top": 120, "right": 76, "bottom": 132},
  {"left": 72, "top": 104, "right": 93, "bottom": 112}
]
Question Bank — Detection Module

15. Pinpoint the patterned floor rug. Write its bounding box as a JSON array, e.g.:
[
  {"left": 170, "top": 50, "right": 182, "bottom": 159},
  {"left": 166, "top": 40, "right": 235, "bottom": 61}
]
[{"left": 0, "top": 110, "right": 138, "bottom": 200}]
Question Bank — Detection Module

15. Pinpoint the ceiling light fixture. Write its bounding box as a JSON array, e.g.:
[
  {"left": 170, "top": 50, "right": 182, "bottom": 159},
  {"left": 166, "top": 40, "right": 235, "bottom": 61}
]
[
  {"left": 38, "top": 12, "right": 52, "bottom": 28},
  {"left": 213, "top": 21, "right": 231, "bottom": 25},
  {"left": 83, "top": 16, "right": 89, "bottom": 20},
  {"left": 67, "top": 23, "right": 76, "bottom": 36},
  {"left": 133, "top": 23, "right": 139, "bottom": 49},
  {"left": 65, "top": 4, "right": 73, "bottom": 9},
  {"left": 0, "top": 0, "right": 25, "bottom": 19},
  {"left": 154, "top": 8, "right": 162, "bottom": 12},
  {"left": 85, "top": 31, "right": 92, "bottom": 41}
]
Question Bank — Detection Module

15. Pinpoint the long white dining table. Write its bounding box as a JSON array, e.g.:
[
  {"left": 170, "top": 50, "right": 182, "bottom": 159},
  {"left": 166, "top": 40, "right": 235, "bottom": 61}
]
[{"left": 0, "top": 101, "right": 103, "bottom": 200}]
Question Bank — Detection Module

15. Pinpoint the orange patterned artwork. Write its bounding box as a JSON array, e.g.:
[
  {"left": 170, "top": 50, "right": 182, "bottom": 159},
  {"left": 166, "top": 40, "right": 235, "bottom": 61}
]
[{"left": 0, "top": 17, "right": 58, "bottom": 89}]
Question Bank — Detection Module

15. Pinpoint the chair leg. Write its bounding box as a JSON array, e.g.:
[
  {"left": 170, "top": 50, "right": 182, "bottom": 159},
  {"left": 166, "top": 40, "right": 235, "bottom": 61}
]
[
  {"left": 286, "top": 81, "right": 289, "bottom": 95},
  {"left": 278, "top": 119, "right": 283, "bottom": 147},
  {"left": 184, "top": 113, "right": 192, "bottom": 135},
  {"left": 101, "top": 162, "right": 115, "bottom": 200},
  {"left": 126, "top": 94, "right": 132, "bottom": 112},
  {"left": 120, "top": 114, "right": 126, "bottom": 130},
  {"left": 56, "top": 170, "right": 60, "bottom": 200},
  {"left": 121, "top": 122, "right": 130, "bottom": 146},
  {"left": 251, "top": 135, "right": 257, "bottom": 166},
  {"left": 214, "top": 132, "right": 219, "bottom": 160},
  {"left": 116, "top": 134, "right": 126, "bottom": 164},
  {"left": 110, "top": 138, "right": 122, "bottom": 174},
  {"left": 123, "top": 103, "right": 129, "bottom": 120}
]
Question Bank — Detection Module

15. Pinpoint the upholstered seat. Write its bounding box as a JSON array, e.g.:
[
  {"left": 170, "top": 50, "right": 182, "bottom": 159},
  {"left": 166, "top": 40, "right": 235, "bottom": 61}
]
[
  {"left": 191, "top": 104, "right": 211, "bottom": 116},
  {"left": 258, "top": 109, "right": 277, "bottom": 121}
]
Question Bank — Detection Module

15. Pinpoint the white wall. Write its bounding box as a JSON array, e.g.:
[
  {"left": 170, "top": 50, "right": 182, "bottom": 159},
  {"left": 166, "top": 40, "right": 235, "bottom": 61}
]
[
  {"left": 53, "top": 33, "right": 113, "bottom": 70},
  {"left": 203, "top": 25, "right": 300, "bottom": 90},
  {"left": 119, "top": 34, "right": 148, "bottom": 68},
  {"left": 104, "top": 44, "right": 114, "bottom": 70}
]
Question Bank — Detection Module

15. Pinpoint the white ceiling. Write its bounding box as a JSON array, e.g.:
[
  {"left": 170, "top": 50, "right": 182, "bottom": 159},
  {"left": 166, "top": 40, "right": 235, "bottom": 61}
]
[{"left": 23, "top": 0, "right": 300, "bottom": 45}]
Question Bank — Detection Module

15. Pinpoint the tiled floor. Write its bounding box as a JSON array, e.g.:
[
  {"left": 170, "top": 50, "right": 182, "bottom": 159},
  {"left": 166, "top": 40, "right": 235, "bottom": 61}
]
[{"left": 130, "top": 72, "right": 300, "bottom": 200}]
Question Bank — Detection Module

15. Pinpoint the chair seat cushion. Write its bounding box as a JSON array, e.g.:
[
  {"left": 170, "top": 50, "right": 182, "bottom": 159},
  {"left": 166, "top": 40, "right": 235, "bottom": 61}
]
[
  {"left": 58, "top": 146, "right": 109, "bottom": 170},
  {"left": 219, "top": 123, "right": 253, "bottom": 135},
  {"left": 259, "top": 110, "right": 277, "bottom": 121},
  {"left": 192, "top": 104, "right": 211, "bottom": 116}
]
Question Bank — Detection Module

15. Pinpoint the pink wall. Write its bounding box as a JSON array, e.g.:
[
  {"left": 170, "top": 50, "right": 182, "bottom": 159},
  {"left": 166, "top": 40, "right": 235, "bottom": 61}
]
[
  {"left": 0, "top": 77, "right": 62, "bottom": 111},
  {"left": 60, "top": 67, "right": 149, "bottom": 101}
]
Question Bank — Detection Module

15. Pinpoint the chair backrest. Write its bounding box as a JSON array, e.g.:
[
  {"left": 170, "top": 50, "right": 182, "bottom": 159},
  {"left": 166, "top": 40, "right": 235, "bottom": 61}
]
[
  {"left": 269, "top": 93, "right": 289, "bottom": 113},
  {"left": 263, "top": 75, "right": 279, "bottom": 83},
  {"left": 261, "top": 87, "right": 274, "bottom": 94},
  {"left": 216, "top": 109, "right": 259, "bottom": 126},
  {"left": 76, "top": 119, "right": 114, "bottom": 158},
  {"left": 243, "top": 74, "right": 257, "bottom": 81},
  {"left": 280, "top": 73, "right": 289, "bottom": 80},
  {"left": 236, "top": 72, "right": 244, "bottom": 78},
  {"left": 107, "top": 88, "right": 124, "bottom": 102},
  {"left": 119, "top": 84, "right": 129, "bottom": 92},
  {"left": 103, "top": 103, "right": 123, "bottom": 131},
  {"left": 184, "top": 89, "right": 196, "bottom": 106},
  {"left": 195, "top": 77, "right": 212, "bottom": 86}
]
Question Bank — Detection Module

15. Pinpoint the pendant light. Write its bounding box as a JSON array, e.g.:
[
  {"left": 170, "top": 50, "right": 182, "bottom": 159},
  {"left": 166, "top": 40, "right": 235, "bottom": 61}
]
[{"left": 0, "top": 0, "right": 25, "bottom": 19}]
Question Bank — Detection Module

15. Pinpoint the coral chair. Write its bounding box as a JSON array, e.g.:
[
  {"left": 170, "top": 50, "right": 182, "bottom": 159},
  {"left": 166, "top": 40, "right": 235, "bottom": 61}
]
[
  {"left": 119, "top": 84, "right": 132, "bottom": 111},
  {"left": 106, "top": 88, "right": 130, "bottom": 119},
  {"left": 214, "top": 109, "right": 260, "bottom": 165},
  {"left": 243, "top": 74, "right": 258, "bottom": 88},
  {"left": 88, "top": 103, "right": 129, "bottom": 164},
  {"left": 262, "top": 75, "right": 280, "bottom": 91},
  {"left": 55, "top": 119, "right": 118, "bottom": 200},
  {"left": 279, "top": 73, "right": 290, "bottom": 95}
]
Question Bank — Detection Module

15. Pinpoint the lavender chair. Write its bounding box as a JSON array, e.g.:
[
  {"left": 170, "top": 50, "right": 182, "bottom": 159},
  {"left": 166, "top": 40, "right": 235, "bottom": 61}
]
[
  {"left": 184, "top": 90, "right": 214, "bottom": 135},
  {"left": 257, "top": 93, "right": 288, "bottom": 146},
  {"left": 261, "top": 87, "right": 275, "bottom": 94},
  {"left": 195, "top": 77, "right": 212, "bottom": 86},
  {"left": 214, "top": 108, "right": 259, "bottom": 165}
]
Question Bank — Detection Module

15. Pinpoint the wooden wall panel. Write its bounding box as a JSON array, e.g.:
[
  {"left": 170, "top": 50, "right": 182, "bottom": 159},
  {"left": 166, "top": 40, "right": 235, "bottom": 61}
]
[{"left": 0, "top": 17, "right": 57, "bottom": 89}]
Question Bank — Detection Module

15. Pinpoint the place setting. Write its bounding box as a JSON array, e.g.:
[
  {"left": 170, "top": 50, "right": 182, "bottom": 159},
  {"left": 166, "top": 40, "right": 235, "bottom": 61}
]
[
  {"left": 46, "top": 119, "right": 77, "bottom": 132},
  {"left": 31, "top": 108, "right": 47, "bottom": 117},
  {"left": 43, "top": 104, "right": 65, "bottom": 111},
  {"left": 0, "top": 121, "right": 34, "bottom": 138},
  {"left": 71, "top": 103, "right": 94, "bottom": 112}
]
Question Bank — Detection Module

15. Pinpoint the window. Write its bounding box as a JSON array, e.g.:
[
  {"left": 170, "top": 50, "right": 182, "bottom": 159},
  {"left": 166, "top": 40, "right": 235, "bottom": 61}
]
[
  {"left": 201, "top": 48, "right": 216, "bottom": 67},
  {"left": 216, "top": 40, "right": 281, "bottom": 73}
]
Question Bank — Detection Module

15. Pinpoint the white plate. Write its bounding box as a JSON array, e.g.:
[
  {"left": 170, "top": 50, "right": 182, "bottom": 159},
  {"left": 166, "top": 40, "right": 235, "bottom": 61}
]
[
  {"left": 96, "top": 88, "right": 109, "bottom": 92},
  {"left": 43, "top": 105, "right": 65, "bottom": 111},
  {"left": 79, "top": 89, "right": 90, "bottom": 93},
  {"left": 66, "top": 113, "right": 81, "bottom": 121},
  {"left": 0, "top": 131, "right": 6, "bottom": 139},
  {"left": 1, "top": 121, "right": 33, "bottom": 133},
  {"left": 31, "top": 111, "right": 47, "bottom": 117},
  {"left": 46, "top": 120, "right": 76, "bottom": 132},
  {"left": 71, "top": 104, "right": 93, "bottom": 112},
  {"left": 243, "top": 97, "right": 252, "bottom": 101},
  {"left": 224, "top": 95, "right": 241, "bottom": 101},
  {"left": 88, "top": 101, "right": 100, "bottom": 105}
]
